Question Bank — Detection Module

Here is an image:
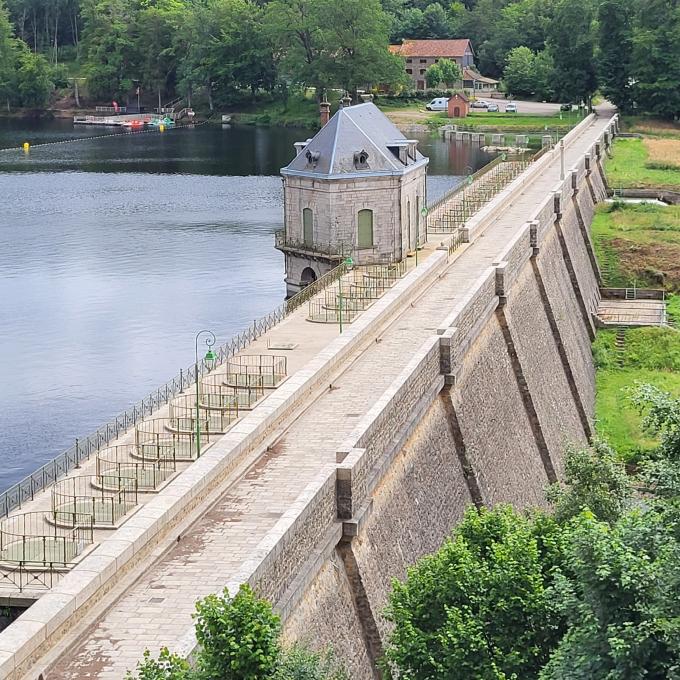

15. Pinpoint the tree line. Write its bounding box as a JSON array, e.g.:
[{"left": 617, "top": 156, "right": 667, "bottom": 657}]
[{"left": 0, "top": 0, "right": 679, "bottom": 117}]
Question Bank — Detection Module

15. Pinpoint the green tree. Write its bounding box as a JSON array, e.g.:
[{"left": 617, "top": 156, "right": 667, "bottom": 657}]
[
  {"left": 540, "top": 509, "right": 680, "bottom": 679},
  {"left": 438, "top": 57, "right": 461, "bottom": 87},
  {"left": 503, "top": 45, "right": 536, "bottom": 97},
  {"left": 81, "top": 0, "right": 133, "bottom": 101},
  {"left": 546, "top": 442, "right": 631, "bottom": 525},
  {"left": 596, "top": 0, "right": 634, "bottom": 113},
  {"left": 131, "top": 0, "right": 186, "bottom": 110},
  {"left": 424, "top": 62, "right": 442, "bottom": 88},
  {"left": 194, "top": 584, "right": 281, "bottom": 680},
  {"left": 547, "top": 0, "right": 596, "bottom": 104},
  {"left": 15, "top": 45, "right": 53, "bottom": 106},
  {"left": 0, "top": 0, "right": 17, "bottom": 110},
  {"left": 383, "top": 505, "right": 566, "bottom": 680},
  {"left": 264, "top": 0, "right": 327, "bottom": 94},
  {"left": 317, "top": 0, "right": 405, "bottom": 98},
  {"left": 630, "top": 0, "right": 680, "bottom": 120}
]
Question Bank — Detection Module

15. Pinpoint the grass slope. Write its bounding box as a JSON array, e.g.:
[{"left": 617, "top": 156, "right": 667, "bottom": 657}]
[
  {"left": 594, "top": 327, "right": 680, "bottom": 460},
  {"left": 605, "top": 138, "right": 680, "bottom": 190},
  {"left": 592, "top": 202, "right": 680, "bottom": 291}
]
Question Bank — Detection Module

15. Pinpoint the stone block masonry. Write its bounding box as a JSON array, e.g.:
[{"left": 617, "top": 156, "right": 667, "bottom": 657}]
[{"left": 4, "top": 111, "right": 617, "bottom": 680}]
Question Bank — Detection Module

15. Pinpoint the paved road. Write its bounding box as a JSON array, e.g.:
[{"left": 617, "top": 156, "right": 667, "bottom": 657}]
[{"left": 43, "top": 111, "right": 614, "bottom": 680}]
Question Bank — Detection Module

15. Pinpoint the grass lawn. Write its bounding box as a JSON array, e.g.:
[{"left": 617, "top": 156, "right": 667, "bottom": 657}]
[
  {"left": 377, "top": 100, "right": 579, "bottom": 132},
  {"left": 591, "top": 202, "right": 680, "bottom": 290},
  {"left": 594, "top": 327, "right": 680, "bottom": 460},
  {"left": 605, "top": 138, "right": 680, "bottom": 190}
]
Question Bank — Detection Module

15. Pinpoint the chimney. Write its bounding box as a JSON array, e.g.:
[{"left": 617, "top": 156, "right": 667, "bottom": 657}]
[{"left": 320, "top": 99, "right": 331, "bottom": 126}]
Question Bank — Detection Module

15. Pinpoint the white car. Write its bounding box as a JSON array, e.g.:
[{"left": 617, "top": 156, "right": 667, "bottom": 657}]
[
  {"left": 425, "top": 97, "right": 449, "bottom": 111},
  {"left": 505, "top": 102, "right": 518, "bottom": 113}
]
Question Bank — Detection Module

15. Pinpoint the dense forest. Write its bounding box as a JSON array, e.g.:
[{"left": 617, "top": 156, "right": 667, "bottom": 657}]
[{"left": 0, "top": 0, "right": 679, "bottom": 116}]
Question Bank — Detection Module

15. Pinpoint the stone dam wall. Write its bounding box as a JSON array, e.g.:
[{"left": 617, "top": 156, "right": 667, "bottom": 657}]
[{"left": 274, "top": 126, "right": 612, "bottom": 678}]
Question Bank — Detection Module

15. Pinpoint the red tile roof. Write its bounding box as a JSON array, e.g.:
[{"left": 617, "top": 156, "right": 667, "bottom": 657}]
[{"left": 389, "top": 39, "right": 473, "bottom": 58}]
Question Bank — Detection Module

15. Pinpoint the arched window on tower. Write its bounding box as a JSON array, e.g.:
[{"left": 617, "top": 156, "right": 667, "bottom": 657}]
[
  {"left": 358, "top": 209, "right": 374, "bottom": 249},
  {"left": 302, "top": 208, "right": 313, "bottom": 246}
]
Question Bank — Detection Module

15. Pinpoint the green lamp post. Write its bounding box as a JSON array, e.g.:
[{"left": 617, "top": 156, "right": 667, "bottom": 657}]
[{"left": 195, "top": 330, "right": 216, "bottom": 458}]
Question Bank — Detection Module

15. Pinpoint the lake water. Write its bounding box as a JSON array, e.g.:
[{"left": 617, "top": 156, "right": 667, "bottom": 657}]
[{"left": 0, "top": 117, "right": 494, "bottom": 490}]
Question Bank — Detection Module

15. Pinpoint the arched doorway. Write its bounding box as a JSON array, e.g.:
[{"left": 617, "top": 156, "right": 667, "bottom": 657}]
[{"left": 300, "top": 267, "right": 317, "bottom": 288}]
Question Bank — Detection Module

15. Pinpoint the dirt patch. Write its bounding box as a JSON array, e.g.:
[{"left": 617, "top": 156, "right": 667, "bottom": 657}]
[
  {"left": 644, "top": 138, "right": 680, "bottom": 168},
  {"left": 611, "top": 237, "right": 680, "bottom": 290},
  {"left": 630, "top": 119, "right": 680, "bottom": 135},
  {"left": 385, "top": 109, "right": 437, "bottom": 124}
]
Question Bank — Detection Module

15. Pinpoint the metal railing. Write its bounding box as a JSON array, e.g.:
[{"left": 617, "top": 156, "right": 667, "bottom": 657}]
[
  {"left": 0, "top": 511, "right": 93, "bottom": 568},
  {"left": 134, "top": 418, "right": 212, "bottom": 462},
  {"left": 308, "top": 291, "right": 364, "bottom": 324},
  {"left": 307, "top": 260, "right": 408, "bottom": 324},
  {"left": 428, "top": 160, "right": 530, "bottom": 235},
  {"left": 200, "top": 376, "right": 264, "bottom": 410},
  {"left": 428, "top": 155, "right": 505, "bottom": 215},
  {"left": 51, "top": 476, "right": 138, "bottom": 527},
  {"left": 274, "top": 230, "right": 349, "bottom": 260},
  {"left": 96, "top": 445, "right": 176, "bottom": 492},
  {"left": 223, "top": 355, "right": 287, "bottom": 389},
  {"left": 95, "top": 106, "right": 127, "bottom": 114},
  {"left": 169, "top": 394, "right": 240, "bottom": 434},
  {"left": 0, "top": 258, "right": 352, "bottom": 519}
]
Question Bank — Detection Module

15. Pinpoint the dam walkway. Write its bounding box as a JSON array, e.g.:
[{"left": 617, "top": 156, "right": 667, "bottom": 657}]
[{"left": 1, "top": 110, "right": 616, "bottom": 680}]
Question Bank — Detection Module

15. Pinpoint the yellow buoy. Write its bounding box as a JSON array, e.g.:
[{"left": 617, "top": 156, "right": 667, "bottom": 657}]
[
  {"left": 22, "top": 142, "right": 30, "bottom": 152},
  {"left": 159, "top": 124, "right": 165, "bottom": 132}
]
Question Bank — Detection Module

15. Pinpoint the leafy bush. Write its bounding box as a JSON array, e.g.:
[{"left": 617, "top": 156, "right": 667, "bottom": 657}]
[
  {"left": 194, "top": 584, "right": 281, "bottom": 680},
  {"left": 383, "top": 505, "right": 567, "bottom": 680},
  {"left": 127, "top": 586, "right": 346, "bottom": 680},
  {"left": 274, "top": 645, "right": 347, "bottom": 680},
  {"left": 126, "top": 648, "right": 193, "bottom": 680}
]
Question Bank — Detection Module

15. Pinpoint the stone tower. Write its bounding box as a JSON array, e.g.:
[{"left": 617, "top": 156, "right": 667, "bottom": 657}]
[{"left": 277, "top": 102, "right": 429, "bottom": 296}]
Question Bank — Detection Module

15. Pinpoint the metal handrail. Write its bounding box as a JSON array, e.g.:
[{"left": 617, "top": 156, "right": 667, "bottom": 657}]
[
  {"left": 274, "top": 230, "right": 349, "bottom": 259},
  {"left": 96, "top": 445, "right": 176, "bottom": 492},
  {"left": 224, "top": 355, "right": 287, "bottom": 389},
  {"left": 0, "top": 258, "right": 351, "bottom": 518},
  {"left": 0, "top": 511, "right": 93, "bottom": 566},
  {"left": 51, "top": 476, "right": 138, "bottom": 527},
  {"left": 428, "top": 155, "right": 505, "bottom": 214}
]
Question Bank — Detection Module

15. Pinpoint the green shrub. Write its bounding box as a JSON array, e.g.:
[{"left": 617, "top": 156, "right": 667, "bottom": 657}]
[
  {"left": 194, "top": 584, "right": 281, "bottom": 680},
  {"left": 126, "top": 648, "right": 193, "bottom": 680}
]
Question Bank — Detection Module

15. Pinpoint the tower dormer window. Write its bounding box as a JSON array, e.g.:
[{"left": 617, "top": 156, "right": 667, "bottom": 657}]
[
  {"left": 305, "top": 150, "right": 320, "bottom": 167},
  {"left": 354, "top": 150, "right": 369, "bottom": 169}
]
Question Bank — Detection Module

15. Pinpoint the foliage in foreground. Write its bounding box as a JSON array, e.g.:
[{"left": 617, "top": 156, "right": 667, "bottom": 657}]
[
  {"left": 383, "top": 386, "right": 680, "bottom": 680},
  {"left": 126, "top": 585, "right": 345, "bottom": 680}
]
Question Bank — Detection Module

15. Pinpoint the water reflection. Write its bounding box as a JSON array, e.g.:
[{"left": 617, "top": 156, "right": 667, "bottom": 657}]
[{"left": 0, "top": 120, "right": 493, "bottom": 489}]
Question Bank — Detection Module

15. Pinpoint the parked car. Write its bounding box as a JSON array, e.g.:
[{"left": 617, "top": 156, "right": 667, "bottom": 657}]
[
  {"left": 425, "top": 97, "right": 449, "bottom": 111},
  {"left": 560, "top": 103, "right": 574, "bottom": 111},
  {"left": 487, "top": 103, "right": 499, "bottom": 112},
  {"left": 470, "top": 99, "right": 490, "bottom": 109},
  {"left": 505, "top": 102, "right": 518, "bottom": 113}
]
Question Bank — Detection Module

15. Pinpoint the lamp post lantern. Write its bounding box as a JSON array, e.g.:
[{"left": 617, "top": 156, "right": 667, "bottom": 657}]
[{"left": 194, "top": 330, "right": 216, "bottom": 458}]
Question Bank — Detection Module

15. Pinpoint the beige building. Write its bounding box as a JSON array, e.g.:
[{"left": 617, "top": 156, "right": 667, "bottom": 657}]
[
  {"left": 277, "top": 102, "right": 429, "bottom": 296},
  {"left": 390, "top": 39, "right": 475, "bottom": 90}
]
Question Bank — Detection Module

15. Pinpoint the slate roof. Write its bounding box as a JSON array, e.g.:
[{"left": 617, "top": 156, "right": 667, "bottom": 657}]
[
  {"left": 389, "top": 39, "right": 473, "bottom": 58},
  {"left": 463, "top": 67, "right": 499, "bottom": 85},
  {"left": 282, "top": 102, "right": 428, "bottom": 178}
]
